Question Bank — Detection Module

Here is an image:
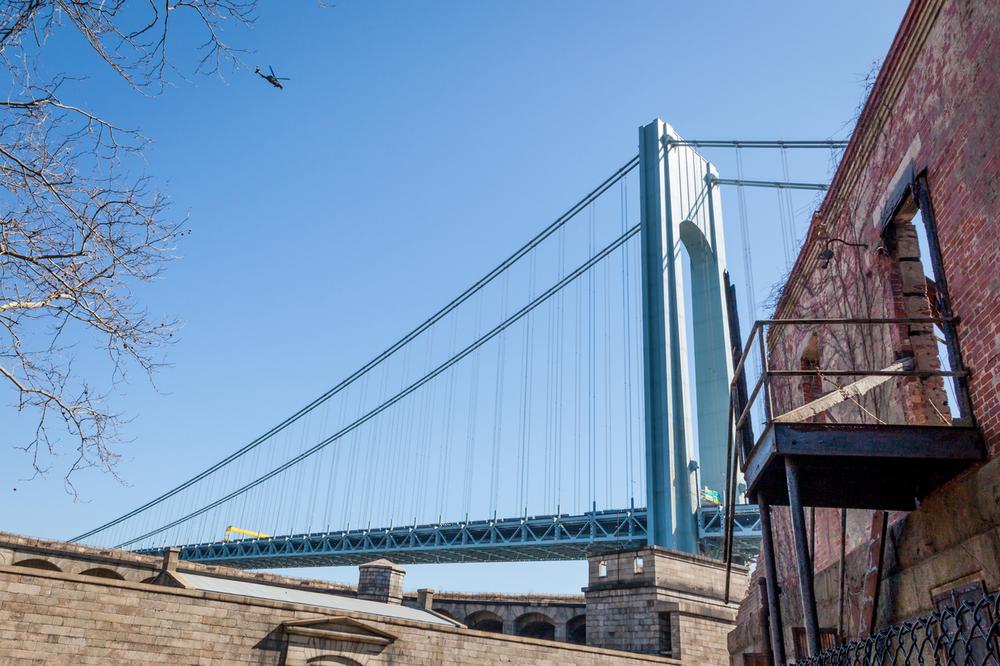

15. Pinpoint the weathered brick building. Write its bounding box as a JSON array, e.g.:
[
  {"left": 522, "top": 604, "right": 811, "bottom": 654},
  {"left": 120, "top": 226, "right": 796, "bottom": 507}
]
[{"left": 728, "top": 0, "right": 999, "bottom": 661}]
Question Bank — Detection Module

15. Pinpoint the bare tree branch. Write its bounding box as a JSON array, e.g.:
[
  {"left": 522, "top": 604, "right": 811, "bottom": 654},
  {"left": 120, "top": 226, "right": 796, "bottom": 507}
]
[{"left": 0, "top": 0, "right": 257, "bottom": 489}]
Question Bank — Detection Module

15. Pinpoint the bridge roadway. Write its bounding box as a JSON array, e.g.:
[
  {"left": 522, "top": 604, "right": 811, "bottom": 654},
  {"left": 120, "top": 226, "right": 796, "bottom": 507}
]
[{"left": 138, "top": 506, "right": 761, "bottom": 569}]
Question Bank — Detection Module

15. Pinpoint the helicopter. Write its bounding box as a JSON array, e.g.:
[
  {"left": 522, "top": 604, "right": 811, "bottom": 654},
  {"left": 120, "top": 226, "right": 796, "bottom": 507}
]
[{"left": 255, "top": 66, "right": 289, "bottom": 90}]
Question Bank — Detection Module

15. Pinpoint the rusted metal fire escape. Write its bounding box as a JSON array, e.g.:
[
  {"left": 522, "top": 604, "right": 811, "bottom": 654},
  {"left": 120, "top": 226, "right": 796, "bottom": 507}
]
[{"left": 722, "top": 174, "right": 986, "bottom": 663}]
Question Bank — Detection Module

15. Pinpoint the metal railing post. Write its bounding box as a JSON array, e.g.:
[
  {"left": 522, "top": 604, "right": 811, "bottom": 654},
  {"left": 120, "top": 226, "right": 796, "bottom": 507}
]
[
  {"left": 758, "top": 495, "right": 787, "bottom": 665},
  {"left": 786, "top": 457, "right": 821, "bottom": 657},
  {"left": 757, "top": 324, "right": 774, "bottom": 425}
]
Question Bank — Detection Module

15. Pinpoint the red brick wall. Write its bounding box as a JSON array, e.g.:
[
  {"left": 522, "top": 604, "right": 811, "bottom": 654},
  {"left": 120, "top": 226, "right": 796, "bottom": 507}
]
[
  {"left": 774, "top": 0, "right": 999, "bottom": 448},
  {"left": 730, "top": 0, "right": 1000, "bottom": 659}
]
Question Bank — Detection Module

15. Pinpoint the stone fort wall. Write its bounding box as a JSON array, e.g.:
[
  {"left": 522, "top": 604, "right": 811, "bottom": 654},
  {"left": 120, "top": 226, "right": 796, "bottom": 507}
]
[{"left": 0, "top": 532, "right": 678, "bottom": 665}]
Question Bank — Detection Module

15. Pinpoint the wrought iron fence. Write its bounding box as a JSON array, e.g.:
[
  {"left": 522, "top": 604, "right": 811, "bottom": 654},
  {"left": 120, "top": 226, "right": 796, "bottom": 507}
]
[{"left": 796, "top": 588, "right": 1000, "bottom": 665}]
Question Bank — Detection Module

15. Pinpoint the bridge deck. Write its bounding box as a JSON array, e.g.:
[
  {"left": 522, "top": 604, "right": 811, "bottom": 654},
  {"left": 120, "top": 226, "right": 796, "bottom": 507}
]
[
  {"left": 138, "top": 506, "right": 761, "bottom": 569},
  {"left": 140, "top": 509, "right": 646, "bottom": 568}
]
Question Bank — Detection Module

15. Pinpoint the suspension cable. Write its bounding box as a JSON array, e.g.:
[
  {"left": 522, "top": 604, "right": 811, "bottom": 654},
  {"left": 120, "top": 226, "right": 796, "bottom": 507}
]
[
  {"left": 71, "top": 155, "right": 640, "bottom": 544},
  {"left": 115, "top": 224, "right": 641, "bottom": 548}
]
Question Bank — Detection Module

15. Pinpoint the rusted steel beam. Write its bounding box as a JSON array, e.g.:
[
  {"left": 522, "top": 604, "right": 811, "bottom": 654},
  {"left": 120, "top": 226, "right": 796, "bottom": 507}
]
[
  {"left": 859, "top": 511, "right": 889, "bottom": 637},
  {"left": 758, "top": 495, "right": 787, "bottom": 665},
  {"left": 785, "top": 457, "right": 822, "bottom": 657},
  {"left": 837, "top": 508, "right": 847, "bottom": 639}
]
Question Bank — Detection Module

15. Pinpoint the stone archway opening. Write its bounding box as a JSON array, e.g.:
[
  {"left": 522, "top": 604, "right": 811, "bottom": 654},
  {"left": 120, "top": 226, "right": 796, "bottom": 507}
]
[
  {"left": 465, "top": 610, "right": 504, "bottom": 633},
  {"left": 514, "top": 612, "right": 555, "bottom": 641},
  {"left": 80, "top": 567, "right": 126, "bottom": 580},
  {"left": 13, "top": 558, "right": 61, "bottom": 572},
  {"left": 567, "top": 614, "right": 586, "bottom": 645}
]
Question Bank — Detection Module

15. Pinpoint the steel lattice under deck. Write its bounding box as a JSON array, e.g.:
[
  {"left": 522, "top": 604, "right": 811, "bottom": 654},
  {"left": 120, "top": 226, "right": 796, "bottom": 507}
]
[{"left": 138, "top": 506, "right": 761, "bottom": 569}]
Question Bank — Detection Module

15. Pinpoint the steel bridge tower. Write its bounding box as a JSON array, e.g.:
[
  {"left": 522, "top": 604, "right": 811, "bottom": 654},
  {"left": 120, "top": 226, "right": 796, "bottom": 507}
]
[{"left": 639, "top": 119, "right": 735, "bottom": 552}]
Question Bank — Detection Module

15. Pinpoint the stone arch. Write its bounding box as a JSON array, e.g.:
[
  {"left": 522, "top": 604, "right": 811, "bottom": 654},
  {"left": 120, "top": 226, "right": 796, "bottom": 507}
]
[
  {"left": 566, "top": 614, "right": 586, "bottom": 645},
  {"left": 13, "top": 558, "right": 61, "bottom": 572},
  {"left": 465, "top": 610, "right": 504, "bottom": 633},
  {"left": 79, "top": 567, "right": 125, "bottom": 580},
  {"left": 514, "top": 612, "right": 555, "bottom": 641},
  {"left": 432, "top": 608, "right": 457, "bottom": 621}
]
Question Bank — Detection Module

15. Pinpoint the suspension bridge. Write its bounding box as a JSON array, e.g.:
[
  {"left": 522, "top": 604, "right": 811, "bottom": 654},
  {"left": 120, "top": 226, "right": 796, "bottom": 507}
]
[{"left": 70, "top": 120, "right": 846, "bottom": 570}]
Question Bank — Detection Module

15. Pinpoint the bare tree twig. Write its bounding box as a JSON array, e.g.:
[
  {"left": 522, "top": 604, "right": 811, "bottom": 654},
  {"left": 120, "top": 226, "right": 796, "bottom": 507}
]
[{"left": 0, "top": 0, "right": 257, "bottom": 490}]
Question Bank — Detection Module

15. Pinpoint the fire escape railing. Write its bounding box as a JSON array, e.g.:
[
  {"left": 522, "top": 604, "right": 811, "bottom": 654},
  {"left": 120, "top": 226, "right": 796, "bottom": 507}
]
[
  {"left": 721, "top": 316, "right": 983, "bottom": 666},
  {"left": 732, "top": 316, "right": 972, "bottom": 468},
  {"left": 721, "top": 316, "right": 974, "bottom": 594}
]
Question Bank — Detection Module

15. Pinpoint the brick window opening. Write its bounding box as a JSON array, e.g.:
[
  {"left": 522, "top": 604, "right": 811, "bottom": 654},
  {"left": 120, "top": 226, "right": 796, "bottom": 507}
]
[
  {"left": 515, "top": 613, "right": 556, "bottom": 641},
  {"left": 633, "top": 555, "right": 644, "bottom": 574},
  {"left": 799, "top": 333, "right": 825, "bottom": 423},
  {"left": 598, "top": 560, "right": 607, "bottom": 577},
  {"left": 658, "top": 612, "right": 673, "bottom": 656},
  {"left": 883, "top": 180, "right": 958, "bottom": 425}
]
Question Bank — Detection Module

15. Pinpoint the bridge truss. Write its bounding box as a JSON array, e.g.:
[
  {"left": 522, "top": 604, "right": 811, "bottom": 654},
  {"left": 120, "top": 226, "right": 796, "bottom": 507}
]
[{"left": 140, "top": 505, "right": 760, "bottom": 569}]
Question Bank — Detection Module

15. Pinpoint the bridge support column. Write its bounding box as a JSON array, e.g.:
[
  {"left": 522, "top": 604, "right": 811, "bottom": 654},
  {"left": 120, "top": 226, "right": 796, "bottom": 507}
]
[
  {"left": 639, "top": 119, "right": 695, "bottom": 552},
  {"left": 639, "top": 119, "right": 736, "bottom": 553}
]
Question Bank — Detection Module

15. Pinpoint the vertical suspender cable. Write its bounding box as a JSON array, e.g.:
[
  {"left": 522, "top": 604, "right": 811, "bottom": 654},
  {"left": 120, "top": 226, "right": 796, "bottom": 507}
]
[
  {"left": 574, "top": 267, "right": 582, "bottom": 513},
  {"left": 780, "top": 146, "right": 798, "bottom": 264},
  {"left": 588, "top": 205, "right": 597, "bottom": 510},
  {"left": 489, "top": 274, "right": 509, "bottom": 515},
  {"left": 621, "top": 177, "right": 635, "bottom": 503},
  {"left": 735, "top": 146, "right": 758, "bottom": 319},
  {"left": 603, "top": 226, "right": 613, "bottom": 507},
  {"left": 555, "top": 228, "right": 566, "bottom": 510}
]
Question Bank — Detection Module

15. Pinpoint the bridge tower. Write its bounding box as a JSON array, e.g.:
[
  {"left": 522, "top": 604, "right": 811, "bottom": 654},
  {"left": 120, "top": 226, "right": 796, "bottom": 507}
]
[{"left": 638, "top": 119, "right": 734, "bottom": 552}]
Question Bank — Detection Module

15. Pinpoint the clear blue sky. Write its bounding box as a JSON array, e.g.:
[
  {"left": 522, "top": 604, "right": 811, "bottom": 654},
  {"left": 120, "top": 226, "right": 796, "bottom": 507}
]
[{"left": 3, "top": 1, "right": 907, "bottom": 594}]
